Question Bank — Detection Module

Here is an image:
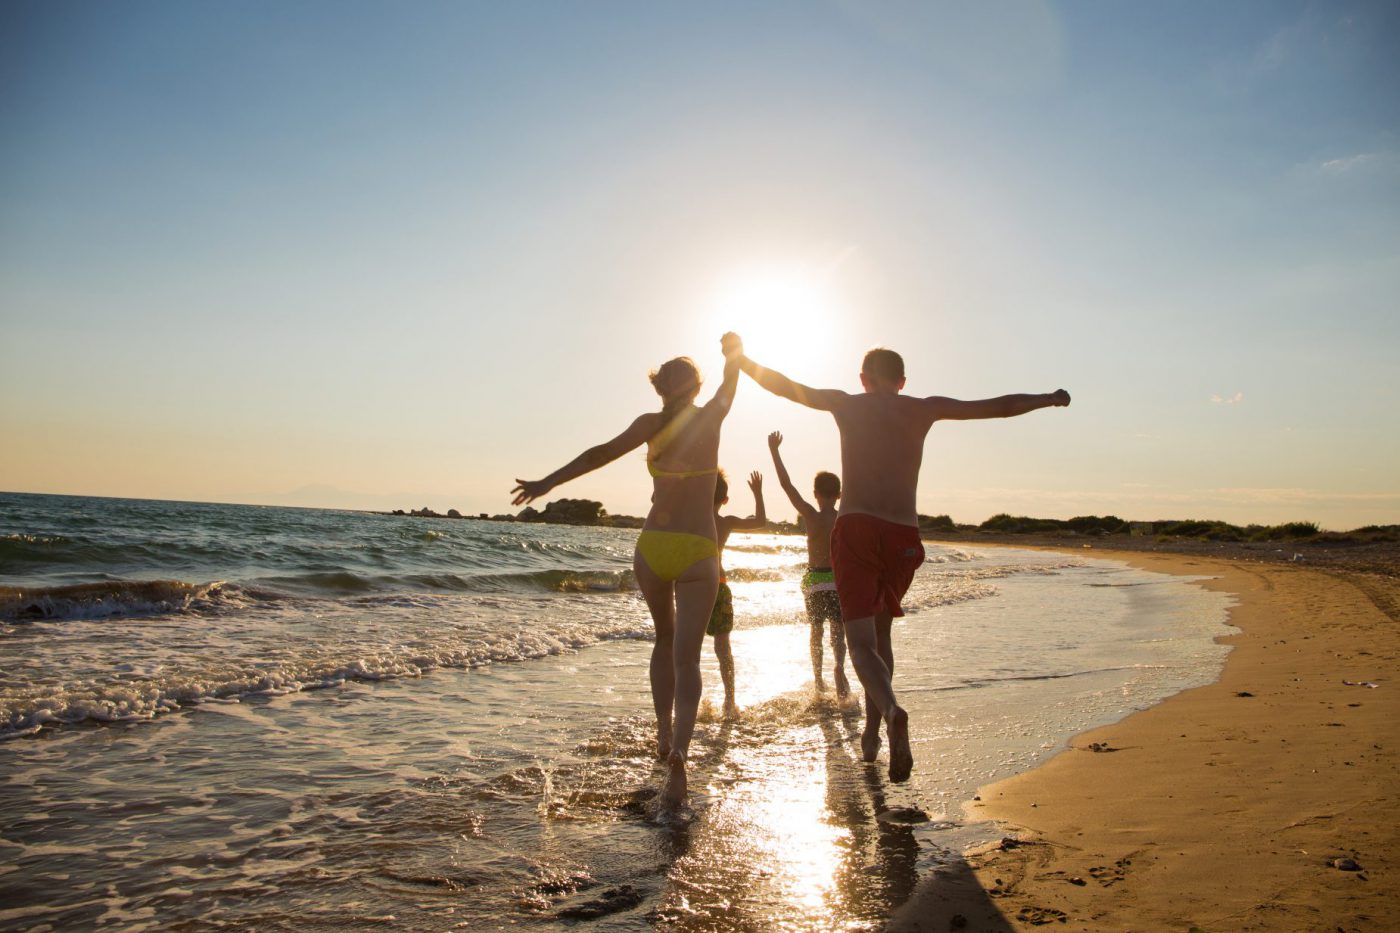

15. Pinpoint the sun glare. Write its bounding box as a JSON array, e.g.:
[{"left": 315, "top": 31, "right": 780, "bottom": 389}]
[{"left": 709, "top": 266, "right": 839, "bottom": 367}]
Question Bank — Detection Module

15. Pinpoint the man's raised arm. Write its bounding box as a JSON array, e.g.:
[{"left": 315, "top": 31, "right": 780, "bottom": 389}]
[
  {"left": 925, "top": 390, "right": 1071, "bottom": 422},
  {"left": 723, "top": 332, "right": 846, "bottom": 412}
]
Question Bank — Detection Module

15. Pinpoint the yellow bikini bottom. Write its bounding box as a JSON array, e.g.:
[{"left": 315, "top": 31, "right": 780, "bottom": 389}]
[{"left": 636, "top": 530, "right": 718, "bottom": 582}]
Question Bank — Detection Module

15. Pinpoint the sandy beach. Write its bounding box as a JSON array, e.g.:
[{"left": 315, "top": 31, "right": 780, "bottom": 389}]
[{"left": 892, "top": 549, "right": 1400, "bottom": 932}]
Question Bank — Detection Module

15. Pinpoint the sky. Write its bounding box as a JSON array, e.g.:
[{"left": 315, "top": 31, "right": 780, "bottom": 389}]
[{"left": 2, "top": 1, "right": 1398, "bottom": 529}]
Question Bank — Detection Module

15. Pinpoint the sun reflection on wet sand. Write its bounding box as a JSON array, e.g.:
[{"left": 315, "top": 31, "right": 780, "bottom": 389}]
[{"left": 734, "top": 731, "right": 846, "bottom": 912}]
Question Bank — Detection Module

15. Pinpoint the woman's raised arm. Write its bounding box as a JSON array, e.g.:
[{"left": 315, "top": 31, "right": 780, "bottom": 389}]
[{"left": 511, "top": 413, "right": 660, "bottom": 505}]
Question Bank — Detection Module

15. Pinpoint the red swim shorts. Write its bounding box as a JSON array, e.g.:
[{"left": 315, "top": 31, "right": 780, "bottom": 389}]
[{"left": 830, "top": 513, "right": 926, "bottom": 621}]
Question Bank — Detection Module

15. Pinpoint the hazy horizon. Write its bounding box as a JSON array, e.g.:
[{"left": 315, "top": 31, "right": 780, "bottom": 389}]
[
  {"left": 3, "top": 486, "right": 1393, "bottom": 534},
  {"left": 3, "top": 2, "right": 1397, "bottom": 530}
]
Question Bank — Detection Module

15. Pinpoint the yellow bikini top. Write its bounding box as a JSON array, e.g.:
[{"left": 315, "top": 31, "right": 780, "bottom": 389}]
[{"left": 646, "top": 405, "right": 720, "bottom": 479}]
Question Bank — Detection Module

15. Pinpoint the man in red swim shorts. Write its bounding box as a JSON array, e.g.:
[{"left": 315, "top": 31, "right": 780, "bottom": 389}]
[{"left": 726, "top": 333, "right": 1069, "bottom": 781}]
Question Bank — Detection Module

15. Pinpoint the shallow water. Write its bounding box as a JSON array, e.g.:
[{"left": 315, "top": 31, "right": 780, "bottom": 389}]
[{"left": 0, "top": 493, "right": 1233, "bottom": 929}]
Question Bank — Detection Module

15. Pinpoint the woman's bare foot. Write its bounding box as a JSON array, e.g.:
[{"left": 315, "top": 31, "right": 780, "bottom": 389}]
[
  {"left": 659, "top": 752, "right": 688, "bottom": 808},
  {"left": 656, "top": 726, "right": 673, "bottom": 761},
  {"left": 860, "top": 719, "right": 882, "bottom": 762},
  {"left": 887, "top": 706, "right": 913, "bottom": 782}
]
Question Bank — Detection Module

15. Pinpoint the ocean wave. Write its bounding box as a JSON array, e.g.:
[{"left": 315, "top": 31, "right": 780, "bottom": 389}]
[
  {"left": 930, "top": 559, "right": 1082, "bottom": 581},
  {"left": 462, "top": 568, "right": 635, "bottom": 593},
  {"left": 723, "top": 567, "right": 785, "bottom": 583},
  {"left": 724, "top": 542, "right": 806, "bottom": 555},
  {"left": 0, "top": 580, "right": 259, "bottom": 622},
  {"left": 0, "top": 567, "right": 645, "bottom": 621},
  {"left": 923, "top": 548, "right": 978, "bottom": 563},
  {"left": 0, "top": 532, "right": 145, "bottom": 567},
  {"left": 954, "top": 665, "right": 1153, "bottom": 690},
  {"left": 0, "top": 620, "right": 655, "bottom": 738}
]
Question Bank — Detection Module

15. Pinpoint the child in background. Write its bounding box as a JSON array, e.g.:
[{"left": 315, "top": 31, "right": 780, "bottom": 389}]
[
  {"left": 710, "top": 469, "right": 766, "bottom": 718},
  {"left": 767, "top": 431, "right": 848, "bottom": 697}
]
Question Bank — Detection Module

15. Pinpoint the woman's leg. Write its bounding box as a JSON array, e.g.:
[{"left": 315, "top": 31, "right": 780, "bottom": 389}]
[
  {"left": 633, "top": 551, "right": 676, "bottom": 760},
  {"left": 662, "top": 555, "right": 720, "bottom": 805}
]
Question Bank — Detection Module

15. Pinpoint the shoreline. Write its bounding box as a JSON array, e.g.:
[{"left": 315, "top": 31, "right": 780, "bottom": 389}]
[{"left": 891, "top": 546, "right": 1399, "bottom": 931}]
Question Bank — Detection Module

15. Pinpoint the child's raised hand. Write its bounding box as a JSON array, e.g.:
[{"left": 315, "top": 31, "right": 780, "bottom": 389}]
[
  {"left": 767, "top": 431, "right": 782, "bottom": 450},
  {"left": 748, "top": 471, "right": 762, "bottom": 492},
  {"left": 721, "top": 332, "right": 744, "bottom": 360}
]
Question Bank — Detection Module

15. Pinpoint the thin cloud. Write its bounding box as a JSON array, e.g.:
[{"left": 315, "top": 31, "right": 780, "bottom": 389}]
[
  {"left": 1320, "top": 153, "right": 1375, "bottom": 174},
  {"left": 1211, "top": 392, "right": 1245, "bottom": 405}
]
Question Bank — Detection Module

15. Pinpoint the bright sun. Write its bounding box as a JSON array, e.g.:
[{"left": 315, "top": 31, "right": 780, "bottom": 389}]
[{"left": 708, "top": 266, "right": 838, "bottom": 366}]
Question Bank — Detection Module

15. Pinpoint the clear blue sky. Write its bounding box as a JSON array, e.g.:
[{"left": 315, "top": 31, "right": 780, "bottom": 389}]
[{"left": 3, "top": 1, "right": 1397, "bottom": 528}]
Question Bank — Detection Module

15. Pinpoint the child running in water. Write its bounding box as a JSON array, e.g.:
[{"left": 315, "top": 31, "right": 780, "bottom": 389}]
[
  {"left": 709, "top": 469, "right": 766, "bottom": 718},
  {"left": 767, "top": 431, "right": 849, "bottom": 698},
  {"left": 729, "top": 333, "right": 1069, "bottom": 781}
]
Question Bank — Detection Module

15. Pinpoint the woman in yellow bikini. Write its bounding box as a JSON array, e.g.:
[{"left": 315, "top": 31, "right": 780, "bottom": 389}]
[{"left": 511, "top": 334, "right": 743, "bottom": 808}]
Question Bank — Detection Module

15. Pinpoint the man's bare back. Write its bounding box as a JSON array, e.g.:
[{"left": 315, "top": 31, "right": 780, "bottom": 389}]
[{"left": 830, "top": 393, "right": 935, "bottom": 526}]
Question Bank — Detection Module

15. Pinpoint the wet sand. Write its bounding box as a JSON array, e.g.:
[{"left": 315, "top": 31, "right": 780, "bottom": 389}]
[{"left": 891, "top": 549, "right": 1400, "bottom": 932}]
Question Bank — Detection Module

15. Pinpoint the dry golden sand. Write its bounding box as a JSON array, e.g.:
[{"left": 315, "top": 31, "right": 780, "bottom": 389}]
[{"left": 889, "top": 551, "right": 1399, "bottom": 932}]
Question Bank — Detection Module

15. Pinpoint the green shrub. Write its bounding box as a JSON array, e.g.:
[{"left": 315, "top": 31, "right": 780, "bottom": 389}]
[
  {"left": 979, "top": 514, "right": 1062, "bottom": 534},
  {"left": 1270, "top": 521, "right": 1319, "bottom": 539},
  {"left": 1065, "top": 515, "right": 1128, "bottom": 535}
]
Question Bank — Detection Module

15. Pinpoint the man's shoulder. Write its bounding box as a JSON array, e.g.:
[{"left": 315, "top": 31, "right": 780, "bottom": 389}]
[{"left": 845, "top": 391, "right": 931, "bottom": 415}]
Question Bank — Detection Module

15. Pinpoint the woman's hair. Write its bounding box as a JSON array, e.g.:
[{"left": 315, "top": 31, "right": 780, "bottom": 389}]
[{"left": 649, "top": 357, "right": 702, "bottom": 425}]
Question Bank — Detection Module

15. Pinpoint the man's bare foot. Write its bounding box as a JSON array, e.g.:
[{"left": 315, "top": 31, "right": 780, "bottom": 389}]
[
  {"left": 834, "top": 669, "right": 851, "bottom": 699},
  {"left": 887, "top": 706, "right": 912, "bottom": 782},
  {"left": 860, "top": 719, "right": 881, "bottom": 762},
  {"left": 659, "top": 752, "right": 688, "bottom": 808}
]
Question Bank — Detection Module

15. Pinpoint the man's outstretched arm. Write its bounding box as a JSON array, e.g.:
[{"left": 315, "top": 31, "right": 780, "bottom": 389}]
[
  {"left": 723, "top": 333, "right": 847, "bottom": 412},
  {"left": 926, "top": 390, "right": 1070, "bottom": 421}
]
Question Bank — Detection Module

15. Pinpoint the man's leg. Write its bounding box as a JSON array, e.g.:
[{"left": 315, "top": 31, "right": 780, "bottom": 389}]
[
  {"left": 875, "top": 612, "right": 912, "bottom": 781},
  {"left": 843, "top": 615, "right": 901, "bottom": 762}
]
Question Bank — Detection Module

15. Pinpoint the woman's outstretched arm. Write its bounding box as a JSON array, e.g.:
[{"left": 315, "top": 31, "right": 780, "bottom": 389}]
[{"left": 511, "top": 413, "right": 660, "bottom": 505}]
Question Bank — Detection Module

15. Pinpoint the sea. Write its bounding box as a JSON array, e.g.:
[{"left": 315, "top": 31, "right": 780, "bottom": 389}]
[{"left": 0, "top": 491, "right": 1234, "bottom": 931}]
